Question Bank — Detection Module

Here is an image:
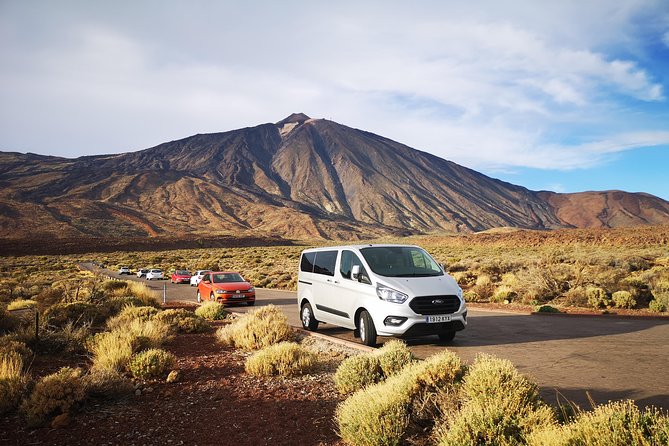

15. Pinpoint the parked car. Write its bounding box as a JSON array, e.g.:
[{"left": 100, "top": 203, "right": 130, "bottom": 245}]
[
  {"left": 118, "top": 266, "right": 131, "bottom": 275},
  {"left": 171, "top": 270, "right": 191, "bottom": 284},
  {"left": 137, "top": 268, "right": 150, "bottom": 278},
  {"left": 297, "top": 244, "right": 467, "bottom": 346},
  {"left": 196, "top": 271, "right": 255, "bottom": 306},
  {"left": 146, "top": 269, "right": 164, "bottom": 280},
  {"left": 190, "top": 270, "right": 211, "bottom": 287}
]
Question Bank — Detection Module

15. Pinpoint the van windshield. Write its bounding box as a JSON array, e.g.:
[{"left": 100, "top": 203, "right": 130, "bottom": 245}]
[{"left": 359, "top": 246, "right": 443, "bottom": 277}]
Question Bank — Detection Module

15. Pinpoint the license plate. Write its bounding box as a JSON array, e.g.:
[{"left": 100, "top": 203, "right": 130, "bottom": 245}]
[
  {"left": 232, "top": 294, "right": 244, "bottom": 298},
  {"left": 426, "top": 315, "right": 451, "bottom": 323}
]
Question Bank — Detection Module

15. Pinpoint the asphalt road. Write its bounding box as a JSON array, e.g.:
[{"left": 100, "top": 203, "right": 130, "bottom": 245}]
[{"left": 101, "top": 266, "right": 669, "bottom": 410}]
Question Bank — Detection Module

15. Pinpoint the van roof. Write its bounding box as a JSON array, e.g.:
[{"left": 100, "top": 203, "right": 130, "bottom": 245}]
[{"left": 300, "top": 244, "right": 420, "bottom": 253}]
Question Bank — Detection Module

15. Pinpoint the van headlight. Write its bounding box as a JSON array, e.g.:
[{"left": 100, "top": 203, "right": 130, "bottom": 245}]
[
  {"left": 457, "top": 286, "right": 463, "bottom": 299},
  {"left": 376, "top": 284, "right": 408, "bottom": 304}
]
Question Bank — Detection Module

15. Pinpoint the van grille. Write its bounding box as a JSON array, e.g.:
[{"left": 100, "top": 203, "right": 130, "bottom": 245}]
[{"left": 409, "top": 295, "right": 461, "bottom": 315}]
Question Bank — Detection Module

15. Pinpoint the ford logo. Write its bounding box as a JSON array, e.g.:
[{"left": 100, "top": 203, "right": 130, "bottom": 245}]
[{"left": 432, "top": 299, "right": 444, "bottom": 305}]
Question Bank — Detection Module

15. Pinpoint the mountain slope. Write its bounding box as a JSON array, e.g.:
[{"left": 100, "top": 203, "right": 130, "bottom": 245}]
[{"left": 1, "top": 114, "right": 668, "bottom": 241}]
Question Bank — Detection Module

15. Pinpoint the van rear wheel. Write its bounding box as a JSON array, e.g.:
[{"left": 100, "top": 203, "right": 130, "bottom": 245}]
[
  {"left": 301, "top": 303, "right": 318, "bottom": 331},
  {"left": 358, "top": 310, "right": 377, "bottom": 347}
]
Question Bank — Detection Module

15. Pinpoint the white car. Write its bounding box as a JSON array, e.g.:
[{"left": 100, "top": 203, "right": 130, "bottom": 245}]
[
  {"left": 146, "top": 269, "right": 164, "bottom": 280},
  {"left": 118, "top": 266, "right": 131, "bottom": 275},
  {"left": 137, "top": 268, "right": 149, "bottom": 278},
  {"left": 190, "top": 270, "right": 211, "bottom": 286}
]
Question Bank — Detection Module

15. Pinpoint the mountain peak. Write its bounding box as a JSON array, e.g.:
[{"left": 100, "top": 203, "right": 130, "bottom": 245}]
[{"left": 276, "top": 113, "right": 311, "bottom": 126}]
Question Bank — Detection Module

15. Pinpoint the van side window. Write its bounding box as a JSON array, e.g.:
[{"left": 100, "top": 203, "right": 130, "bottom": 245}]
[
  {"left": 300, "top": 252, "right": 316, "bottom": 272},
  {"left": 340, "top": 250, "right": 370, "bottom": 283},
  {"left": 313, "top": 250, "right": 337, "bottom": 276}
]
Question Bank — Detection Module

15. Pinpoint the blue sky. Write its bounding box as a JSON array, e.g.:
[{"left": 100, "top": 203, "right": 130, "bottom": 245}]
[{"left": 1, "top": 0, "right": 668, "bottom": 200}]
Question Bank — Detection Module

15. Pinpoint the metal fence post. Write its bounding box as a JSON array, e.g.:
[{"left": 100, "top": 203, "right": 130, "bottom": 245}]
[{"left": 163, "top": 283, "right": 166, "bottom": 304}]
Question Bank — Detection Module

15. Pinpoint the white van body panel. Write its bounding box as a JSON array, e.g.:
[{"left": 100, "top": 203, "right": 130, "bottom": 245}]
[{"left": 297, "top": 244, "right": 467, "bottom": 341}]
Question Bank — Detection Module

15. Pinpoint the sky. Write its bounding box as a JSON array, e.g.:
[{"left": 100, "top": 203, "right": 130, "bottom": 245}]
[{"left": 1, "top": 0, "right": 669, "bottom": 199}]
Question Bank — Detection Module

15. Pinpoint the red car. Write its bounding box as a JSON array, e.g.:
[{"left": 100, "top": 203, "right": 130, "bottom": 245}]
[
  {"left": 196, "top": 271, "right": 256, "bottom": 306},
  {"left": 171, "top": 270, "right": 192, "bottom": 284}
]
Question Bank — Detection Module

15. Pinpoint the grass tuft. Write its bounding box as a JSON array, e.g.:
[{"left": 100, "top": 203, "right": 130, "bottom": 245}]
[
  {"left": 216, "top": 305, "right": 293, "bottom": 350},
  {"left": 245, "top": 341, "right": 317, "bottom": 377}
]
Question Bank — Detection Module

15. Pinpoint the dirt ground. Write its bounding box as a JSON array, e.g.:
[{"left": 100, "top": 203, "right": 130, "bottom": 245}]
[{"left": 0, "top": 325, "right": 349, "bottom": 446}]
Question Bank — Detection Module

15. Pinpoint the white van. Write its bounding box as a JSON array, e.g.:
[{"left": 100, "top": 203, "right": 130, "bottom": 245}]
[{"left": 296, "top": 244, "right": 467, "bottom": 346}]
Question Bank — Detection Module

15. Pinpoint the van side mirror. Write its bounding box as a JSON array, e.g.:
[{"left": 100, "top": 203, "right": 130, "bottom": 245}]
[
  {"left": 439, "top": 263, "right": 445, "bottom": 271},
  {"left": 351, "top": 265, "right": 361, "bottom": 281}
]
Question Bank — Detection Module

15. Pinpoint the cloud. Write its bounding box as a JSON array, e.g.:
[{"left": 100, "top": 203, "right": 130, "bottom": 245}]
[{"left": 0, "top": 0, "right": 667, "bottom": 175}]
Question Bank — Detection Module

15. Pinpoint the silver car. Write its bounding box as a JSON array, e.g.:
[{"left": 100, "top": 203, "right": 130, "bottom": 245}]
[
  {"left": 190, "top": 270, "right": 211, "bottom": 286},
  {"left": 146, "top": 269, "right": 164, "bottom": 280}
]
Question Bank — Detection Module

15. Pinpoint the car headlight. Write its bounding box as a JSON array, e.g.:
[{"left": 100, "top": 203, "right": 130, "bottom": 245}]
[
  {"left": 457, "top": 286, "right": 463, "bottom": 299},
  {"left": 215, "top": 289, "right": 227, "bottom": 294},
  {"left": 248, "top": 287, "right": 255, "bottom": 292},
  {"left": 376, "top": 284, "right": 408, "bottom": 304}
]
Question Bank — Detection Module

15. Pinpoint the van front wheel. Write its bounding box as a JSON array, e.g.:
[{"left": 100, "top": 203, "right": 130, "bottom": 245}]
[
  {"left": 358, "top": 310, "right": 377, "bottom": 347},
  {"left": 301, "top": 303, "right": 319, "bottom": 331}
]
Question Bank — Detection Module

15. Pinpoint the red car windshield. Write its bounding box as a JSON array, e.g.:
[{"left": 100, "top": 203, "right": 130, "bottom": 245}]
[{"left": 212, "top": 273, "right": 244, "bottom": 283}]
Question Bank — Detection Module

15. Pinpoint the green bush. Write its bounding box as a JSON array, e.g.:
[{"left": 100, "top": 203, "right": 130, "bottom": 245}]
[
  {"left": 376, "top": 340, "right": 415, "bottom": 378},
  {"left": 153, "top": 308, "right": 210, "bottom": 333},
  {"left": 195, "top": 302, "right": 229, "bottom": 320},
  {"left": 245, "top": 342, "right": 317, "bottom": 377},
  {"left": 44, "top": 302, "right": 107, "bottom": 327},
  {"left": 0, "top": 352, "right": 29, "bottom": 414},
  {"left": 528, "top": 400, "right": 669, "bottom": 446},
  {"left": 536, "top": 305, "right": 561, "bottom": 313},
  {"left": 334, "top": 354, "right": 383, "bottom": 394},
  {"left": 436, "top": 354, "right": 555, "bottom": 446},
  {"left": 128, "top": 348, "right": 176, "bottom": 380},
  {"left": 612, "top": 290, "right": 636, "bottom": 309},
  {"left": 216, "top": 305, "right": 293, "bottom": 350},
  {"left": 586, "top": 287, "right": 611, "bottom": 309},
  {"left": 21, "top": 367, "right": 86, "bottom": 427},
  {"left": 336, "top": 350, "right": 463, "bottom": 446}
]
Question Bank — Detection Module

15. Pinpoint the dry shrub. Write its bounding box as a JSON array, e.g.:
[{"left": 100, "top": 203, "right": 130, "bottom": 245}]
[
  {"left": 106, "top": 305, "right": 159, "bottom": 330},
  {"left": 612, "top": 290, "right": 636, "bottom": 309},
  {"left": 216, "top": 305, "right": 293, "bottom": 350},
  {"left": 0, "top": 309, "right": 20, "bottom": 334},
  {"left": 33, "top": 287, "right": 64, "bottom": 312},
  {"left": 436, "top": 354, "right": 555, "bottom": 446},
  {"left": 21, "top": 367, "right": 86, "bottom": 427},
  {"left": 154, "top": 308, "right": 210, "bottom": 333},
  {"left": 560, "top": 287, "right": 588, "bottom": 307},
  {"left": 44, "top": 302, "right": 108, "bottom": 327},
  {"left": 194, "top": 301, "right": 229, "bottom": 320},
  {"left": 586, "top": 287, "right": 611, "bottom": 309},
  {"left": 377, "top": 340, "right": 415, "bottom": 378},
  {"left": 528, "top": 400, "right": 669, "bottom": 446},
  {"left": 128, "top": 348, "right": 176, "bottom": 380},
  {"left": 0, "top": 352, "right": 29, "bottom": 414},
  {"left": 84, "top": 368, "right": 133, "bottom": 400},
  {"left": 37, "top": 321, "right": 91, "bottom": 355},
  {"left": 89, "top": 330, "right": 135, "bottom": 372},
  {"left": 245, "top": 341, "right": 317, "bottom": 377},
  {"left": 471, "top": 274, "right": 495, "bottom": 301},
  {"left": 0, "top": 337, "right": 32, "bottom": 364},
  {"left": 334, "top": 354, "right": 383, "bottom": 395},
  {"left": 491, "top": 285, "right": 518, "bottom": 303},
  {"left": 123, "top": 281, "right": 160, "bottom": 307},
  {"left": 452, "top": 271, "right": 476, "bottom": 287},
  {"left": 7, "top": 299, "right": 37, "bottom": 311},
  {"left": 336, "top": 350, "right": 463, "bottom": 446}
]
